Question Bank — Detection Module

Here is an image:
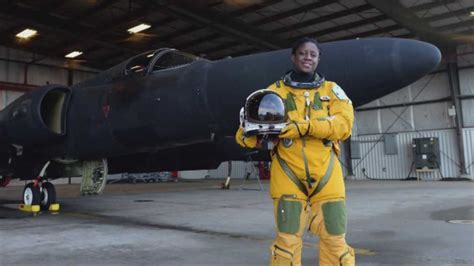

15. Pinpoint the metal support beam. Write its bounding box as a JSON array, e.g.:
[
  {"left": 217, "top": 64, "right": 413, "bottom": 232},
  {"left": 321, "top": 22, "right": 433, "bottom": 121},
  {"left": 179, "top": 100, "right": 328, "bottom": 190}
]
[
  {"left": 272, "top": 4, "right": 374, "bottom": 34},
  {"left": 365, "top": 0, "right": 449, "bottom": 44},
  {"left": 291, "top": 15, "right": 387, "bottom": 41},
  {"left": 202, "top": 4, "right": 377, "bottom": 55},
  {"left": 151, "top": 0, "right": 288, "bottom": 50},
  {"left": 0, "top": 81, "right": 37, "bottom": 92},
  {"left": 167, "top": 0, "right": 283, "bottom": 50},
  {"left": 437, "top": 19, "right": 474, "bottom": 32},
  {"left": 424, "top": 7, "right": 474, "bottom": 23},
  {"left": 446, "top": 48, "right": 468, "bottom": 175},
  {"left": 410, "top": 0, "right": 456, "bottom": 12},
  {"left": 228, "top": 0, "right": 282, "bottom": 17},
  {"left": 252, "top": 0, "right": 335, "bottom": 27}
]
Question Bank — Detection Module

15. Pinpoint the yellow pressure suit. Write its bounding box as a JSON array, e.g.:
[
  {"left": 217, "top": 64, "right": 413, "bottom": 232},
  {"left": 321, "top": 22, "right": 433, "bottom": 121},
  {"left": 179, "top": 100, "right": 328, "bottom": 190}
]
[{"left": 236, "top": 78, "right": 355, "bottom": 266}]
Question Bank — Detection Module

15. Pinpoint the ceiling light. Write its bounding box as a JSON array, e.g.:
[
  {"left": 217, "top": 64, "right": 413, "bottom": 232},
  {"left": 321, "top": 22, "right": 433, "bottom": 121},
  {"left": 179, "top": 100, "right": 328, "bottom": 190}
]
[
  {"left": 16, "top": 28, "right": 37, "bottom": 39},
  {"left": 65, "top": 51, "right": 83, "bottom": 58},
  {"left": 127, "top": 23, "right": 151, "bottom": 34},
  {"left": 470, "top": 11, "right": 474, "bottom": 16}
]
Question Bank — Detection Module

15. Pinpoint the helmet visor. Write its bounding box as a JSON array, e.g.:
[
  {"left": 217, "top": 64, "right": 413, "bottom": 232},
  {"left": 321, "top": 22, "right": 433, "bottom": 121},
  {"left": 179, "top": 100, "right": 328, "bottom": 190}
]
[{"left": 246, "top": 92, "right": 286, "bottom": 123}]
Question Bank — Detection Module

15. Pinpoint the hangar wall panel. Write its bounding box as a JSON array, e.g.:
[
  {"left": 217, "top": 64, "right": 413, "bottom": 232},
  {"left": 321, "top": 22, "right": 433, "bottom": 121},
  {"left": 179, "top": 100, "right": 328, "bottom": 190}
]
[
  {"left": 412, "top": 102, "right": 454, "bottom": 130},
  {"left": 457, "top": 44, "right": 474, "bottom": 68},
  {"left": 0, "top": 90, "right": 23, "bottom": 110},
  {"left": 356, "top": 72, "right": 452, "bottom": 135},
  {"left": 351, "top": 129, "right": 461, "bottom": 180},
  {"left": 462, "top": 99, "right": 474, "bottom": 128},
  {"left": 27, "top": 65, "right": 68, "bottom": 86},
  {"left": 409, "top": 73, "right": 450, "bottom": 101},
  {"left": 73, "top": 71, "right": 97, "bottom": 85},
  {"left": 355, "top": 109, "right": 380, "bottom": 135},
  {"left": 380, "top": 106, "right": 414, "bottom": 133},
  {"left": 463, "top": 128, "right": 474, "bottom": 176},
  {"left": 0, "top": 46, "right": 31, "bottom": 61},
  {"left": 0, "top": 60, "right": 25, "bottom": 83}
]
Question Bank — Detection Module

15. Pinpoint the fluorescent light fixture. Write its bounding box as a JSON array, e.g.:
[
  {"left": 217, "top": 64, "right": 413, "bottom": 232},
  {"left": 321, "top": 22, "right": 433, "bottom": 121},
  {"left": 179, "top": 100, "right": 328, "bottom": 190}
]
[
  {"left": 16, "top": 28, "right": 37, "bottom": 39},
  {"left": 127, "top": 23, "right": 151, "bottom": 34},
  {"left": 65, "top": 51, "right": 83, "bottom": 58}
]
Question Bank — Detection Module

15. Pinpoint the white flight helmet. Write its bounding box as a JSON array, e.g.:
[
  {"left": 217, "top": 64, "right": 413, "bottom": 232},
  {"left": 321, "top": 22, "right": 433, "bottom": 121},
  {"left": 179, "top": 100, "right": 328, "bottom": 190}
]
[{"left": 241, "top": 89, "right": 287, "bottom": 137}]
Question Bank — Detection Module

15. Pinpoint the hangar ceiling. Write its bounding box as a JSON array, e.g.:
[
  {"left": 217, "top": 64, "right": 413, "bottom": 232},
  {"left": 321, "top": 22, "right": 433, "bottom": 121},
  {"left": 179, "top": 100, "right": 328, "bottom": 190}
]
[{"left": 0, "top": 0, "right": 473, "bottom": 70}]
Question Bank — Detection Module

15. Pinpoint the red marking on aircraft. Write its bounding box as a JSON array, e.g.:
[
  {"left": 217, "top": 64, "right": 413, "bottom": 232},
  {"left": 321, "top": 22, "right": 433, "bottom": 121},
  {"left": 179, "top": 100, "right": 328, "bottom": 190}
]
[{"left": 103, "top": 105, "right": 110, "bottom": 118}]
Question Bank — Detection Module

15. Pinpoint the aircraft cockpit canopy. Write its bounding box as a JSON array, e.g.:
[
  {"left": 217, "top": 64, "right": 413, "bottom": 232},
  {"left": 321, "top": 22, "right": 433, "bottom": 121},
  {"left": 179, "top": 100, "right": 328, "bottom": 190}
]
[{"left": 125, "top": 48, "right": 200, "bottom": 76}]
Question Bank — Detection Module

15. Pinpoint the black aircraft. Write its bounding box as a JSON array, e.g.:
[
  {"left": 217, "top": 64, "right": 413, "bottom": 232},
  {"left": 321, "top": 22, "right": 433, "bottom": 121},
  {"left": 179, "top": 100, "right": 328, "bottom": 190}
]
[{"left": 0, "top": 38, "right": 440, "bottom": 209}]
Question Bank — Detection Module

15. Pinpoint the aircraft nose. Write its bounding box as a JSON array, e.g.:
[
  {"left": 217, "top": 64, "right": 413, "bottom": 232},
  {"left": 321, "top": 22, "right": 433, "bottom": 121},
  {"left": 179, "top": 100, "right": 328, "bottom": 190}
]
[{"left": 395, "top": 39, "right": 441, "bottom": 85}]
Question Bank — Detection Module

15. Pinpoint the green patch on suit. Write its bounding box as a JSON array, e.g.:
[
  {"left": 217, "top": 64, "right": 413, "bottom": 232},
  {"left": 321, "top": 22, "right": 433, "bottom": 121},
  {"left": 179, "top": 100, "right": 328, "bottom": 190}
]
[
  {"left": 322, "top": 201, "right": 347, "bottom": 235},
  {"left": 312, "top": 91, "right": 322, "bottom": 110},
  {"left": 277, "top": 197, "right": 302, "bottom": 234},
  {"left": 285, "top": 93, "right": 297, "bottom": 112}
]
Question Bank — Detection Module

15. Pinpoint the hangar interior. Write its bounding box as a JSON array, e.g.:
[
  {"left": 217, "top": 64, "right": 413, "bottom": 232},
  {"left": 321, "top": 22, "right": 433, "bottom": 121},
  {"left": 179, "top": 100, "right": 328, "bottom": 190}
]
[{"left": 0, "top": 0, "right": 473, "bottom": 182}]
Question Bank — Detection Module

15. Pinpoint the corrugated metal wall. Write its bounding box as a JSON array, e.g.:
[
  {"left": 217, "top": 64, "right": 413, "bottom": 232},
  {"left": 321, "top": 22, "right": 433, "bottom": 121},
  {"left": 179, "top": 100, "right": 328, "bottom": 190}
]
[
  {"left": 463, "top": 128, "right": 474, "bottom": 176},
  {"left": 351, "top": 129, "right": 462, "bottom": 180}
]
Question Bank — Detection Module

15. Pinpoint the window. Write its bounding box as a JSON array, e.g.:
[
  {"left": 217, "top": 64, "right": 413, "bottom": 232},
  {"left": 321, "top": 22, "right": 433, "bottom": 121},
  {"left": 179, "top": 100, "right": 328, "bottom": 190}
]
[
  {"left": 124, "top": 49, "right": 200, "bottom": 76},
  {"left": 151, "top": 51, "right": 198, "bottom": 72},
  {"left": 125, "top": 51, "right": 156, "bottom": 76}
]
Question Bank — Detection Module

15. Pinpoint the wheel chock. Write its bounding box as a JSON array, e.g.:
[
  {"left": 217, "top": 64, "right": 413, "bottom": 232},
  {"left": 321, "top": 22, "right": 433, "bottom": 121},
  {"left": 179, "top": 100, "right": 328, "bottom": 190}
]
[
  {"left": 19, "top": 204, "right": 40, "bottom": 213},
  {"left": 49, "top": 203, "right": 60, "bottom": 212}
]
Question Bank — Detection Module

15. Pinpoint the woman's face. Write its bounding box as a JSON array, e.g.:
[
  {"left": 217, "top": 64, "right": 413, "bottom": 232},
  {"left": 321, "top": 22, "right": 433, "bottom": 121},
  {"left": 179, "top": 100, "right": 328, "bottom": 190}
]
[{"left": 291, "top": 42, "right": 319, "bottom": 74}]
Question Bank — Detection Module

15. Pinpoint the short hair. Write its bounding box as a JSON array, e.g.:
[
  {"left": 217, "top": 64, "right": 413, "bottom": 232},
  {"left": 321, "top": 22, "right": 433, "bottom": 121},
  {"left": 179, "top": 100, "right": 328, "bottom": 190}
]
[{"left": 291, "top": 37, "right": 320, "bottom": 55}]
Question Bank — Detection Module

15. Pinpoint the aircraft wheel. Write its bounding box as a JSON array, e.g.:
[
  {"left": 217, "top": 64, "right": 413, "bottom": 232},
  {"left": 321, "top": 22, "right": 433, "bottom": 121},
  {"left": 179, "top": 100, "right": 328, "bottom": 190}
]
[
  {"left": 23, "top": 183, "right": 41, "bottom": 205},
  {"left": 40, "top": 182, "right": 57, "bottom": 210}
]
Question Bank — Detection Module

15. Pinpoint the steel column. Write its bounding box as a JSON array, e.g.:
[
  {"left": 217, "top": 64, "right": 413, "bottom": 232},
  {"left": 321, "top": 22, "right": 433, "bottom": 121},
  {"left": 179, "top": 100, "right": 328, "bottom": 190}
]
[{"left": 447, "top": 48, "right": 468, "bottom": 175}]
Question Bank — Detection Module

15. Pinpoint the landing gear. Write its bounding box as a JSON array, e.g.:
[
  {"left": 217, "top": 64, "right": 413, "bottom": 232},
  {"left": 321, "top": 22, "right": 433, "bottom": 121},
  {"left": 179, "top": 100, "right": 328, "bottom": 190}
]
[
  {"left": 20, "top": 182, "right": 41, "bottom": 213},
  {"left": 23, "top": 183, "right": 41, "bottom": 205},
  {"left": 80, "top": 159, "right": 108, "bottom": 195},
  {"left": 40, "top": 182, "right": 57, "bottom": 210},
  {"left": 20, "top": 181, "right": 60, "bottom": 213},
  {"left": 19, "top": 161, "right": 60, "bottom": 213}
]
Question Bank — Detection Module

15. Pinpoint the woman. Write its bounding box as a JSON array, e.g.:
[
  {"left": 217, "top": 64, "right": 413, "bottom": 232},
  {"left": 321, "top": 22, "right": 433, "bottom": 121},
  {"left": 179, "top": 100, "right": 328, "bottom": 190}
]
[{"left": 236, "top": 37, "right": 355, "bottom": 266}]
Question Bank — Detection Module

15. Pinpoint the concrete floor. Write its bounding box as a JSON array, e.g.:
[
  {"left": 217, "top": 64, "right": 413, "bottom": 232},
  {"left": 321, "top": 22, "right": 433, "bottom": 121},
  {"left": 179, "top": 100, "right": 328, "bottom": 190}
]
[{"left": 0, "top": 180, "right": 473, "bottom": 265}]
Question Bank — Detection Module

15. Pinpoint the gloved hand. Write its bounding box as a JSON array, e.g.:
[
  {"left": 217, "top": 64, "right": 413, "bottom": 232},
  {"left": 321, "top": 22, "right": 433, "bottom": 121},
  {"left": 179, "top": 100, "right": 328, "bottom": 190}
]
[
  {"left": 279, "top": 120, "right": 311, "bottom": 139},
  {"left": 235, "top": 126, "right": 258, "bottom": 148}
]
